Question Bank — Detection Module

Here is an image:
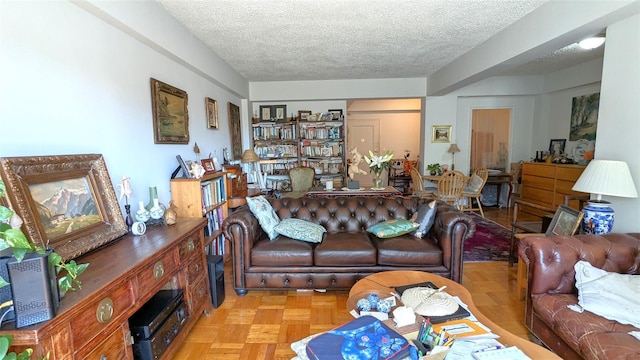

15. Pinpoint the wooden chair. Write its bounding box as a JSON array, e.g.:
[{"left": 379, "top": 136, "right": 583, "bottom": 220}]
[
  {"left": 461, "top": 167, "right": 488, "bottom": 217},
  {"left": 285, "top": 167, "right": 315, "bottom": 198},
  {"left": 436, "top": 170, "right": 466, "bottom": 208},
  {"left": 409, "top": 167, "right": 436, "bottom": 198}
]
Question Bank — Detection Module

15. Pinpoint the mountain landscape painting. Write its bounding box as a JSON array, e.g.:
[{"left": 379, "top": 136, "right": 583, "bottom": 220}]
[{"left": 28, "top": 177, "right": 100, "bottom": 239}]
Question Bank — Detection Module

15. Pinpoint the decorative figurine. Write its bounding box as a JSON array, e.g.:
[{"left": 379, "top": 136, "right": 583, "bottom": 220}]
[
  {"left": 164, "top": 201, "right": 178, "bottom": 225},
  {"left": 117, "top": 175, "right": 134, "bottom": 230},
  {"left": 189, "top": 161, "right": 205, "bottom": 179},
  {"left": 347, "top": 147, "right": 368, "bottom": 180}
]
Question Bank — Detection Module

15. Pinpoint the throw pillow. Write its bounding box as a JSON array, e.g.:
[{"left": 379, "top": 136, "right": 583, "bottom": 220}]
[
  {"left": 463, "top": 174, "right": 484, "bottom": 194},
  {"left": 410, "top": 200, "right": 437, "bottom": 238},
  {"left": 274, "top": 218, "right": 326, "bottom": 243},
  {"left": 246, "top": 195, "right": 280, "bottom": 240},
  {"left": 574, "top": 260, "right": 640, "bottom": 328},
  {"left": 367, "top": 219, "right": 419, "bottom": 239}
]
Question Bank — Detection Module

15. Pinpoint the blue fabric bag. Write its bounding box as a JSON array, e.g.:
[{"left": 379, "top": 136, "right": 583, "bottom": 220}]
[{"left": 306, "top": 315, "right": 410, "bottom": 359}]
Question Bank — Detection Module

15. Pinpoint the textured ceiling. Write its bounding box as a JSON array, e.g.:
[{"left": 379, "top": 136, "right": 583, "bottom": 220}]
[{"left": 156, "top": 0, "right": 602, "bottom": 81}]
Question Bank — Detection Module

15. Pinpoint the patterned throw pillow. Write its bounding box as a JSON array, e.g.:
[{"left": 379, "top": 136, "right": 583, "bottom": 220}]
[
  {"left": 367, "top": 219, "right": 419, "bottom": 239},
  {"left": 410, "top": 200, "right": 437, "bottom": 238},
  {"left": 274, "top": 218, "right": 326, "bottom": 243},
  {"left": 246, "top": 195, "right": 280, "bottom": 240}
]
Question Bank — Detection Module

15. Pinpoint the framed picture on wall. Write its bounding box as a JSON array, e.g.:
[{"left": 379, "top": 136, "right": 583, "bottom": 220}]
[
  {"left": 228, "top": 102, "right": 242, "bottom": 160},
  {"left": 328, "top": 109, "right": 343, "bottom": 120},
  {"left": 150, "top": 78, "right": 189, "bottom": 144},
  {"left": 432, "top": 125, "right": 452, "bottom": 143},
  {"left": 205, "top": 97, "right": 218, "bottom": 129},
  {"left": 259, "top": 105, "right": 273, "bottom": 121},
  {"left": 274, "top": 105, "right": 287, "bottom": 121}
]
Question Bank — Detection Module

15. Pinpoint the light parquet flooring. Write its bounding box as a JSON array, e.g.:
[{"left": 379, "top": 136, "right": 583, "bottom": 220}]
[{"left": 173, "top": 206, "right": 527, "bottom": 359}]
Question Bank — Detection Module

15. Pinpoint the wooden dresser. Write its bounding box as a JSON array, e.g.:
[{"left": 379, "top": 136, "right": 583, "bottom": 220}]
[
  {"left": 2, "top": 218, "right": 211, "bottom": 359},
  {"left": 520, "top": 162, "right": 587, "bottom": 209}
]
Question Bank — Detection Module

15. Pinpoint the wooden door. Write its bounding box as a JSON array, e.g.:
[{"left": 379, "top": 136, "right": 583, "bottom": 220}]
[{"left": 347, "top": 119, "right": 380, "bottom": 186}]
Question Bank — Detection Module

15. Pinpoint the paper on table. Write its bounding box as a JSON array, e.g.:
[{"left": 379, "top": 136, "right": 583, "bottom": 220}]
[{"left": 444, "top": 340, "right": 476, "bottom": 360}]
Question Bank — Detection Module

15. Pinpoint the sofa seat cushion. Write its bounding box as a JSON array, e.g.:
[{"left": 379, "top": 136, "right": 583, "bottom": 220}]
[
  {"left": 314, "top": 232, "right": 376, "bottom": 266},
  {"left": 373, "top": 236, "right": 443, "bottom": 266},
  {"left": 532, "top": 293, "right": 640, "bottom": 360},
  {"left": 251, "top": 237, "right": 314, "bottom": 266}
]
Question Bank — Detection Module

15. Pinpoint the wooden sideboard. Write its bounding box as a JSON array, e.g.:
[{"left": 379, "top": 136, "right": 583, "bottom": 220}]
[
  {"left": 520, "top": 162, "right": 587, "bottom": 209},
  {"left": 1, "top": 218, "right": 211, "bottom": 359}
]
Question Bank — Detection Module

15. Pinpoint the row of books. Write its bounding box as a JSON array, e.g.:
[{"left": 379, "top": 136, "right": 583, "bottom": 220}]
[
  {"left": 259, "top": 160, "right": 299, "bottom": 175},
  {"left": 207, "top": 233, "right": 226, "bottom": 255},
  {"left": 252, "top": 122, "right": 297, "bottom": 140},
  {"left": 300, "top": 141, "right": 343, "bottom": 157},
  {"left": 203, "top": 206, "right": 224, "bottom": 238},
  {"left": 201, "top": 176, "right": 226, "bottom": 213},
  {"left": 301, "top": 158, "right": 344, "bottom": 174},
  {"left": 299, "top": 123, "right": 343, "bottom": 140},
  {"left": 255, "top": 144, "right": 298, "bottom": 159}
]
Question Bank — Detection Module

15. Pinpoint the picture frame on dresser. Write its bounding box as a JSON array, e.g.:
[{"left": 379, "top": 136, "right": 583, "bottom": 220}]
[
  {"left": 0, "top": 154, "right": 128, "bottom": 261},
  {"left": 546, "top": 205, "right": 583, "bottom": 236},
  {"left": 549, "top": 138, "right": 566, "bottom": 156}
]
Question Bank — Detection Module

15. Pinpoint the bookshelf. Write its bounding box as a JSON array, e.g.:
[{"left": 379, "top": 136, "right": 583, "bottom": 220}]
[
  {"left": 299, "top": 120, "right": 345, "bottom": 187},
  {"left": 250, "top": 118, "right": 346, "bottom": 188},
  {"left": 170, "top": 171, "right": 229, "bottom": 254}
]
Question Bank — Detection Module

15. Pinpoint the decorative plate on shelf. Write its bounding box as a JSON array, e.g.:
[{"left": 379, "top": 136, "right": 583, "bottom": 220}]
[
  {"left": 342, "top": 187, "right": 365, "bottom": 191},
  {"left": 572, "top": 139, "right": 595, "bottom": 164}
]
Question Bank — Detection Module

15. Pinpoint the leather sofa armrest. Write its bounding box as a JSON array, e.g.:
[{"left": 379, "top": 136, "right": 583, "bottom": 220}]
[
  {"left": 430, "top": 204, "right": 476, "bottom": 283},
  {"left": 519, "top": 233, "right": 640, "bottom": 296}
]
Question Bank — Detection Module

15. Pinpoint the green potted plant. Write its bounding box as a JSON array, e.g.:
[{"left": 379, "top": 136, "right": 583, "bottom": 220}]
[
  {"left": 0, "top": 179, "right": 88, "bottom": 328},
  {"left": 427, "top": 163, "right": 442, "bottom": 176}
]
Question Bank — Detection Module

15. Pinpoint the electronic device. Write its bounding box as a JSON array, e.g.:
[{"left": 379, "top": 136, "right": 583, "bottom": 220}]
[{"left": 129, "top": 289, "right": 188, "bottom": 360}]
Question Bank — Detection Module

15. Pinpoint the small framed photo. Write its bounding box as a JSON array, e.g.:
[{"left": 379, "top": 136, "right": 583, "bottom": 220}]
[
  {"left": 259, "top": 105, "right": 273, "bottom": 121},
  {"left": 274, "top": 105, "right": 287, "bottom": 121},
  {"left": 549, "top": 139, "right": 566, "bottom": 156},
  {"left": 432, "top": 125, "right": 452, "bottom": 143},
  {"left": 298, "top": 110, "right": 312, "bottom": 121},
  {"left": 546, "top": 205, "right": 583, "bottom": 236},
  {"left": 328, "top": 109, "right": 343, "bottom": 121},
  {"left": 201, "top": 158, "right": 216, "bottom": 174},
  {"left": 205, "top": 97, "right": 218, "bottom": 129}
]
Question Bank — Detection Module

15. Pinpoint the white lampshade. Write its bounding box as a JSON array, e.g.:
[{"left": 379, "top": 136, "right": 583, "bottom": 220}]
[{"left": 572, "top": 160, "right": 638, "bottom": 200}]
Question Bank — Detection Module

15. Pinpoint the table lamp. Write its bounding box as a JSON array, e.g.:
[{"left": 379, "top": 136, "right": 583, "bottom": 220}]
[
  {"left": 448, "top": 143, "right": 461, "bottom": 170},
  {"left": 571, "top": 159, "right": 638, "bottom": 234},
  {"left": 241, "top": 149, "right": 264, "bottom": 189}
]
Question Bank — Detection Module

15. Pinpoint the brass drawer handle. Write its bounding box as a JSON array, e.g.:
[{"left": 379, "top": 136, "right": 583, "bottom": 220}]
[
  {"left": 96, "top": 297, "right": 114, "bottom": 323},
  {"left": 187, "top": 239, "right": 195, "bottom": 252},
  {"left": 153, "top": 261, "right": 165, "bottom": 279},
  {"left": 194, "top": 264, "right": 200, "bottom": 272}
]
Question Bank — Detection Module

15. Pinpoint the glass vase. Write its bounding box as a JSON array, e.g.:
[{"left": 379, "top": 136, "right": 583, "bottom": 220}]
[{"left": 372, "top": 172, "right": 383, "bottom": 189}]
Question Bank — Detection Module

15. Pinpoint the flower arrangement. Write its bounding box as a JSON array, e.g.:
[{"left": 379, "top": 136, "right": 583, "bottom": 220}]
[{"left": 364, "top": 150, "right": 394, "bottom": 175}]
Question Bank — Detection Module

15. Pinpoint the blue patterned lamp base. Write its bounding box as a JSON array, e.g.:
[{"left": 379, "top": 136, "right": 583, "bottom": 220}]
[{"left": 582, "top": 201, "right": 614, "bottom": 235}]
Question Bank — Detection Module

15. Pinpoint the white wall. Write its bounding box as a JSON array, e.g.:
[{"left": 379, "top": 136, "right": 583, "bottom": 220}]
[
  {"left": 594, "top": 14, "right": 640, "bottom": 232},
  {"left": 0, "top": 1, "right": 249, "bottom": 213}
]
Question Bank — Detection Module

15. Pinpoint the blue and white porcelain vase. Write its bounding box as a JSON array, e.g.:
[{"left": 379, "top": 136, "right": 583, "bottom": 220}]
[
  {"left": 582, "top": 202, "right": 614, "bottom": 235},
  {"left": 135, "top": 200, "right": 150, "bottom": 223}
]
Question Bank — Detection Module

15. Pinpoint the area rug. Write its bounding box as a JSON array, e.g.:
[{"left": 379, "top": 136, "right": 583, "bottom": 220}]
[{"left": 463, "top": 213, "right": 512, "bottom": 262}]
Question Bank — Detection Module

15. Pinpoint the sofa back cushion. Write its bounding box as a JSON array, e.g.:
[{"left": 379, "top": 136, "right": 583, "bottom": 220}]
[{"left": 270, "top": 196, "right": 424, "bottom": 233}]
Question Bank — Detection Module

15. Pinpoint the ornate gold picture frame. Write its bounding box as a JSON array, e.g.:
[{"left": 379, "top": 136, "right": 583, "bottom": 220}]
[
  {"left": 0, "top": 154, "right": 127, "bottom": 261},
  {"left": 150, "top": 78, "right": 190, "bottom": 144},
  {"left": 228, "top": 102, "right": 242, "bottom": 160},
  {"left": 206, "top": 97, "right": 218, "bottom": 129}
]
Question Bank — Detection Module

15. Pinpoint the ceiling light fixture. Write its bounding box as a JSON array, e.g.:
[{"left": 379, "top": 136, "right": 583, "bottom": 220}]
[{"left": 578, "top": 37, "right": 605, "bottom": 50}]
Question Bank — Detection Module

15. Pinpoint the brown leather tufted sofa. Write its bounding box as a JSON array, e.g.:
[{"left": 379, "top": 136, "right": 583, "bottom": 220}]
[
  {"left": 518, "top": 233, "right": 640, "bottom": 360},
  {"left": 223, "top": 196, "right": 475, "bottom": 295}
]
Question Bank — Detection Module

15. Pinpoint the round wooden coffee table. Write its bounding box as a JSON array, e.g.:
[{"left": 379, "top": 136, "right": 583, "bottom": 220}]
[{"left": 350, "top": 271, "right": 560, "bottom": 359}]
